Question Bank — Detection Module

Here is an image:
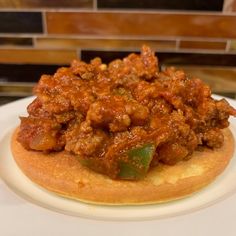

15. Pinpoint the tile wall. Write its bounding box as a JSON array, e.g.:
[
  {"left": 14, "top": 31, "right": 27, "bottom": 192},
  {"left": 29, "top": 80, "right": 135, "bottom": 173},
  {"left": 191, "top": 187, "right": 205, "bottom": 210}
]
[{"left": 0, "top": 0, "right": 236, "bottom": 104}]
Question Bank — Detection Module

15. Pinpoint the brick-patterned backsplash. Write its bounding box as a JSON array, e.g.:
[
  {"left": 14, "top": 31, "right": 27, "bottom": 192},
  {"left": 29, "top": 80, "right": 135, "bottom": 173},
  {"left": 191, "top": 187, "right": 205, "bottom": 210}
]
[
  {"left": 0, "top": 1, "right": 236, "bottom": 66},
  {"left": 0, "top": 0, "right": 236, "bottom": 104}
]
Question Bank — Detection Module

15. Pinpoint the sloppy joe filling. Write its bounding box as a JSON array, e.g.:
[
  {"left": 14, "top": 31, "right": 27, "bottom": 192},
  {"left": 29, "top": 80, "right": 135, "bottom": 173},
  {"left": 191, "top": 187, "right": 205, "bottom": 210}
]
[{"left": 17, "top": 46, "right": 236, "bottom": 179}]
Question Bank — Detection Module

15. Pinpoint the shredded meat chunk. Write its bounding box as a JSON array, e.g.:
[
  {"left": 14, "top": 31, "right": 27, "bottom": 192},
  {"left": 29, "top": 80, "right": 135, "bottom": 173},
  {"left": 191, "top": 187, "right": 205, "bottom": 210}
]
[
  {"left": 18, "top": 117, "right": 63, "bottom": 151},
  {"left": 65, "top": 121, "right": 108, "bottom": 156},
  {"left": 17, "top": 45, "right": 236, "bottom": 178}
]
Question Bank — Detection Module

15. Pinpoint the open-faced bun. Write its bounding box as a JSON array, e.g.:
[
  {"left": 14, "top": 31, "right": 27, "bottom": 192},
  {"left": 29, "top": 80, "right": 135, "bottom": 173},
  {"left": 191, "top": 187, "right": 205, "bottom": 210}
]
[{"left": 11, "top": 127, "right": 235, "bottom": 205}]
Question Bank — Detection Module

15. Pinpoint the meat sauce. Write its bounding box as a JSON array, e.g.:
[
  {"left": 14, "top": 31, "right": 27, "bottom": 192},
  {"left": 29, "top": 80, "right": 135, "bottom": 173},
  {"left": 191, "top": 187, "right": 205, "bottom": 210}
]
[{"left": 17, "top": 45, "right": 236, "bottom": 179}]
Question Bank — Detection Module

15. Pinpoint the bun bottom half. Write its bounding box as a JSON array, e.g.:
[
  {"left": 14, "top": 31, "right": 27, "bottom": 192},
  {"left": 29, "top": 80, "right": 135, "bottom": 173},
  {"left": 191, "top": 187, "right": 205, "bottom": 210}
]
[{"left": 11, "top": 128, "right": 235, "bottom": 205}]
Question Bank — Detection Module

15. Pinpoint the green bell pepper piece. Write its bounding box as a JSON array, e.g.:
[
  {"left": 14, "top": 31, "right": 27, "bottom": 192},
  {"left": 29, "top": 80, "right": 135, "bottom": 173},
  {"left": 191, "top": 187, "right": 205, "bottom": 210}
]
[
  {"left": 118, "top": 143, "right": 156, "bottom": 180},
  {"left": 78, "top": 143, "right": 156, "bottom": 180}
]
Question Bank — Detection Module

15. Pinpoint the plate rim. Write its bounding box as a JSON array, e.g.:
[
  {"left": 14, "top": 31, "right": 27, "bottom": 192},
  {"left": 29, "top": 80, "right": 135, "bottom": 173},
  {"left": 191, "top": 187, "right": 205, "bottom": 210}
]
[{"left": 0, "top": 95, "right": 236, "bottom": 221}]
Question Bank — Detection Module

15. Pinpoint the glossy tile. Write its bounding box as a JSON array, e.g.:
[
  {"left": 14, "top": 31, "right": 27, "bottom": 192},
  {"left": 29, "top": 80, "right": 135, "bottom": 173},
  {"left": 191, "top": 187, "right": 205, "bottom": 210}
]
[
  {"left": 81, "top": 49, "right": 236, "bottom": 66},
  {"left": 98, "top": 0, "right": 223, "bottom": 11},
  {"left": 175, "top": 66, "right": 236, "bottom": 93},
  {"left": 152, "top": 52, "right": 236, "bottom": 66},
  {"left": 229, "top": 40, "right": 236, "bottom": 50},
  {"left": 46, "top": 12, "right": 236, "bottom": 38},
  {"left": 0, "top": 83, "right": 33, "bottom": 97},
  {"left": 0, "top": 64, "right": 61, "bottom": 82},
  {"left": 233, "top": 0, "right": 236, "bottom": 10},
  {"left": 35, "top": 37, "right": 176, "bottom": 50},
  {"left": 0, "top": 12, "right": 42, "bottom": 33},
  {"left": 223, "top": 0, "right": 236, "bottom": 11},
  {"left": 0, "top": 96, "right": 25, "bottom": 106},
  {"left": 0, "top": 49, "right": 77, "bottom": 64},
  {"left": 0, "top": 0, "right": 92, "bottom": 8},
  {"left": 179, "top": 40, "right": 226, "bottom": 50},
  {"left": 0, "top": 37, "right": 33, "bottom": 47},
  {"left": 215, "top": 92, "right": 236, "bottom": 98}
]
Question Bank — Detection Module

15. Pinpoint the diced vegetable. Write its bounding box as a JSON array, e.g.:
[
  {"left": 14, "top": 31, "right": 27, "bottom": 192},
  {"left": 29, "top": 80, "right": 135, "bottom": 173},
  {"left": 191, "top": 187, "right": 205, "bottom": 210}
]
[
  {"left": 118, "top": 143, "right": 156, "bottom": 180},
  {"left": 78, "top": 143, "right": 156, "bottom": 180}
]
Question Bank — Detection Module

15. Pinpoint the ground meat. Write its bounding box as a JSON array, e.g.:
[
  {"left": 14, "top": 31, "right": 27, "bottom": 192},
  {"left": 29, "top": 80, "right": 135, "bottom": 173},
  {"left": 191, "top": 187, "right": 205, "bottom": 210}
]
[
  {"left": 150, "top": 98, "right": 173, "bottom": 115},
  {"left": 123, "top": 45, "right": 158, "bottom": 80},
  {"left": 17, "top": 45, "right": 236, "bottom": 178},
  {"left": 70, "top": 59, "right": 98, "bottom": 80},
  {"left": 125, "top": 101, "right": 149, "bottom": 125},
  {"left": 86, "top": 96, "right": 131, "bottom": 132},
  {"left": 202, "top": 128, "right": 224, "bottom": 148},
  {"left": 158, "top": 142, "right": 189, "bottom": 165},
  {"left": 65, "top": 121, "right": 108, "bottom": 157}
]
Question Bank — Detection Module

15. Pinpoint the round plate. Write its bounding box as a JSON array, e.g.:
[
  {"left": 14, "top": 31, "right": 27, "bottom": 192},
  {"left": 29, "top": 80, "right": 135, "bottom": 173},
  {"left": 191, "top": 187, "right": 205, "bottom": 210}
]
[{"left": 0, "top": 96, "right": 236, "bottom": 221}]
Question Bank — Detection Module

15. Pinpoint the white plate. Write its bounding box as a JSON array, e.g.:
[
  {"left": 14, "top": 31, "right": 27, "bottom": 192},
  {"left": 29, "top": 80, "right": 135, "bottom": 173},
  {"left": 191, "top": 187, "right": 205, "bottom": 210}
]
[{"left": 0, "top": 96, "right": 236, "bottom": 222}]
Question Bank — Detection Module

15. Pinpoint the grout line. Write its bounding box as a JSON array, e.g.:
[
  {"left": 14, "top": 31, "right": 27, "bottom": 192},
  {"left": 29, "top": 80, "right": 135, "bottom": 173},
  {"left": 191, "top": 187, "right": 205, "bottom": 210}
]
[
  {"left": 26, "top": 44, "right": 177, "bottom": 51},
  {"left": 0, "top": 8, "right": 235, "bottom": 15},
  {"left": 0, "top": 8, "right": 93, "bottom": 12},
  {"left": 223, "top": 0, "right": 234, "bottom": 12},
  {"left": 41, "top": 10, "right": 48, "bottom": 35},
  {"left": 225, "top": 39, "right": 231, "bottom": 51},
  {"left": 39, "top": 36, "right": 233, "bottom": 42},
  {"left": 160, "top": 65, "right": 236, "bottom": 70},
  {"left": 0, "top": 81, "right": 36, "bottom": 86},
  {"left": 80, "top": 47, "right": 235, "bottom": 55},
  {"left": 77, "top": 48, "right": 81, "bottom": 59},
  {"left": 0, "top": 33, "right": 233, "bottom": 42},
  {"left": 0, "top": 44, "right": 234, "bottom": 55},
  {"left": 0, "top": 45, "right": 34, "bottom": 49},
  {"left": 172, "top": 37, "right": 229, "bottom": 43},
  {"left": 93, "top": 0, "right": 98, "bottom": 11},
  {"left": 89, "top": 8, "right": 236, "bottom": 16},
  {"left": 176, "top": 39, "right": 180, "bottom": 51},
  {"left": 0, "top": 47, "right": 78, "bottom": 51},
  {"left": 0, "top": 33, "right": 44, "bottom": 37},
  {"left": 32, "top": 36, "right": 37, "bottom": 48}
]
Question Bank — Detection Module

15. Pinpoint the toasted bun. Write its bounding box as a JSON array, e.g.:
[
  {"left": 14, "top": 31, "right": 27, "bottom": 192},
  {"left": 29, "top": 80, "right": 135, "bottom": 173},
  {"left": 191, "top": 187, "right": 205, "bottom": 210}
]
[{"left": 11, "top": 127, "right": 235, "bottom": 205}]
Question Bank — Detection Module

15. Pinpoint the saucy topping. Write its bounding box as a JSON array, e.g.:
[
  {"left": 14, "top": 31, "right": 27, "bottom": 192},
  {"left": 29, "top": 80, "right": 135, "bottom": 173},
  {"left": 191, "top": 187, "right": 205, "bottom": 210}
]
[{"left": 17, "top": 45, "right": 236, "bottom": 180}]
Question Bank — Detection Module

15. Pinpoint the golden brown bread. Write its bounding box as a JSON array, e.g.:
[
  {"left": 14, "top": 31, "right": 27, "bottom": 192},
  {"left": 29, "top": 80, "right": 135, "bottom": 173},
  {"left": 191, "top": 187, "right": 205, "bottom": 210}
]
[{"left": 11, "top": 127, "right": 235, "bottom": 205}]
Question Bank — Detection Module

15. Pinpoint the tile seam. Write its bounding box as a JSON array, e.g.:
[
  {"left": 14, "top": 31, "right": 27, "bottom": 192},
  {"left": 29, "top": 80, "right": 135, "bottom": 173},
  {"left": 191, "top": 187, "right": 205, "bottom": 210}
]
[
  {"left": 0, "top": 8, "right": 236, "bottom": 15},
  {"left": 93, "top": 0, "right": 97, "bottom": 11},
  {"left": 0, "top": 34, "right": 234, "bottom": 42},
  {"left": 41, "top": 10, "right": 47, "bottom": 35},
  {"left": 225, "top": 39, "right": 232, "bottom": 51}
]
